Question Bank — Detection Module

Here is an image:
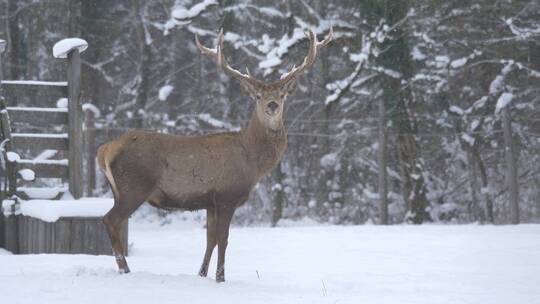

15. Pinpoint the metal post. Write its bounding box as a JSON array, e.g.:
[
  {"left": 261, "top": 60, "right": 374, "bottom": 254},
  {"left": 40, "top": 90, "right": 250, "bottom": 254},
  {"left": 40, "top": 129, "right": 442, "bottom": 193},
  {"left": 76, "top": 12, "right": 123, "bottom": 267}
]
[{"left": 67, "top": 49, "right": 83, "bottom": 199}]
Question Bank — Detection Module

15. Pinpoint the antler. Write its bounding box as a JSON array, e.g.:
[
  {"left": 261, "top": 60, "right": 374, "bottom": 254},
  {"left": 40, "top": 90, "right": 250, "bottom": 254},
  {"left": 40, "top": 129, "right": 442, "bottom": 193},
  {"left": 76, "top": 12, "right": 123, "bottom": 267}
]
[
  {"left": 195, "top": 29, "right": 264, "bottom": 88},
  {"left": 272, "top": 26, "right": 334, "bottom": 87}
]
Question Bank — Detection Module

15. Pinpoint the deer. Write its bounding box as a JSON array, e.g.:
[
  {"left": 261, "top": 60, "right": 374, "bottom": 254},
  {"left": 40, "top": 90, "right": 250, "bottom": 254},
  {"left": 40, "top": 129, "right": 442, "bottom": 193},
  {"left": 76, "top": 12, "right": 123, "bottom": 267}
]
[{"left": 97, "top": 27, "right": 332, "bottom": 282}]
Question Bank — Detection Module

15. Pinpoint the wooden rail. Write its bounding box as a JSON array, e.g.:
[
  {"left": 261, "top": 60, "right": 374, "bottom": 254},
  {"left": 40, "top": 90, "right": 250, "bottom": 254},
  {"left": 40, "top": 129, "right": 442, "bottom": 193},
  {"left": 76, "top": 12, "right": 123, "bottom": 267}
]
[{"left": 7, "top": 107, "right": 69, "bottom": 125}]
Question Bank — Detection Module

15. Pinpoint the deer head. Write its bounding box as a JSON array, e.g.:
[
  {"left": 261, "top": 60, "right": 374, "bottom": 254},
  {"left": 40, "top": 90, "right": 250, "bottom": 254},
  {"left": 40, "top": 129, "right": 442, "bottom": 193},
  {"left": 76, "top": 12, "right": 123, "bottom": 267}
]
[{"left": 195, "top": 28, "right": 333, "bottom": 130}]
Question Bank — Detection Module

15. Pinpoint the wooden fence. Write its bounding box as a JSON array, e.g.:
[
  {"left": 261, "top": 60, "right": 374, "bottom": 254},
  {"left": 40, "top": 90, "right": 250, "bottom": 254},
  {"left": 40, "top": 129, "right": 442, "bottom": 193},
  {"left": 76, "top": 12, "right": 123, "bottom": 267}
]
[{"left": 0, "top": 40, "right": 83, "bottom": 199}]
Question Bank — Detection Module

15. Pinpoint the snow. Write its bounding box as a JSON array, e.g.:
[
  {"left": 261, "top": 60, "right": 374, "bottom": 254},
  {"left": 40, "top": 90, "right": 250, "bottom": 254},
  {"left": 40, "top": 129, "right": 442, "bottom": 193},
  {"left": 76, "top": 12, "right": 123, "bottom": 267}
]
[
  {"left": 1, "top": 199, "right": 16, "bottom": 216},
  {"left": 495, "top": 92, "right": 514, "bottom": 114},
  {"left": 52, "top": 38, "right": 88, "bottom": 59},
  {"left": 18, "top": 168, "right": 35, "bottom": 181},
  {"left": 450, "top": 57, "right": 467, "bottom": 68},
  {"left": 7, "top": 106, "right": 68, "bottom": 112},
  {"left": 197, "top": 113, "right": 232, "bottom": 129},
  {"left": 15, "top": 198, "right": 114, "bottom": 222},
  {"left": 0, "top": 222, "right": 539, "bottom": 303},
  {"left": 56, "top": 97, "right": 68, "bottom": 108},
  {"left": 320, "top": 152, "right": 338, "bottom": 169},
  {"left": 1, "top": 80, "right": 68, "bottom": 86},
  {"left": 172, "top": 0, "right": 217, "bottom": 20},
  {"left": 489, "top": 75, "right": 504, "bottom": 94},
  {"left": 34, "top": 150, "right": 58, "bottom": 161},
  {"left": 12, "top": 133, "right": 68, "bottom": 139},
  {"left": 448, "top": 105, "right": 464, "bottom": 115},
  {"left": 158, "top": 85, "right": 174, "bottom": 101},
  {"left": 16, "top": 158, "right": 68, "bottom": 166},
  {"left": 461, "top": 133, "right": 475, "bottom": 146},
  {"left": 18, "top": 187, "right": 67, "bottom": 199},
  {"left": 82, "top": 103, "right": 101, "bottom": 118},
  {"left": 6, "top": 151, "right": 20, "bottom": 162}
]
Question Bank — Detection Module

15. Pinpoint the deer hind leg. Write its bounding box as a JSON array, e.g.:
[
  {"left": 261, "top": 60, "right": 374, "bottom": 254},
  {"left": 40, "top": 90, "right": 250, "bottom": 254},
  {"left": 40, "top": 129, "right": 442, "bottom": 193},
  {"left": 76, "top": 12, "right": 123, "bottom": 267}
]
[
  {"left": 198, "top": 207, "right": 217, "bottom": 277},
  {"left": 103, "top": 203, "right": 133, "bottom": 273},
  {"left": 215, "top": 205, "right": 235, "bottom": 283},
  {"left": 102, "top": 163, "right": 149, "bottom": 273}
]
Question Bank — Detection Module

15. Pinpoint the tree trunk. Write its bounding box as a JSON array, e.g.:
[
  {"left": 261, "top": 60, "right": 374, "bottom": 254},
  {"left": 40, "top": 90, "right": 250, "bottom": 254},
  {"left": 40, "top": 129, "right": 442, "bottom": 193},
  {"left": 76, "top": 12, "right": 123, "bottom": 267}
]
[
  {"left": 472, "top": 148, "right": 493, "bottom": 223},
  {"left": 378, "top": 97, "right": 388, "bottom": 224},
  {"left": 131, "top": 0, "right": 151, "bottom": 128},
  {"left": 502, "top": 107, "right": 519, "bottom": 224},
  {"left": 397, "top": 132, "right": 431, "bottom": 224},
  {"left": 271, "top": 163, "right": 285, "bottom": 227},
  {"left": 7, "top": 0, "right": 21, "bottom": 79}
]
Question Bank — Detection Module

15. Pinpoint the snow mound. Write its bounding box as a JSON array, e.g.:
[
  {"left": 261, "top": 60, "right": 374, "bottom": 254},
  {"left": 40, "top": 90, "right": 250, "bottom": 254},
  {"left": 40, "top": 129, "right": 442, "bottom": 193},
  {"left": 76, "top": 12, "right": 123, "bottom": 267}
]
[
  {"left": 53, "top": 38, "right": 88, "bottom": 59},
  {"left": 56, "top": 98, "right": 68, "bottom": 108},
  {"left": 18, "top": 187, "right": 67, "bottom": 200},
  {"left": 19, "top": 198, "right": 114, "bottom": 222},
  {"left": 6, "top": 151, "right": 20, "bottom": 162}
]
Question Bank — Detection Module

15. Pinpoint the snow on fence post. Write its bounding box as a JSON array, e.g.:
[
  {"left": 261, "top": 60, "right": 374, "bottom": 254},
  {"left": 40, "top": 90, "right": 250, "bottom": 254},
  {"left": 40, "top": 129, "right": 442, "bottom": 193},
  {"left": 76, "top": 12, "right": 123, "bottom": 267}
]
[{"left": 54, "top": 38, "right": 88, "bottom": 199}]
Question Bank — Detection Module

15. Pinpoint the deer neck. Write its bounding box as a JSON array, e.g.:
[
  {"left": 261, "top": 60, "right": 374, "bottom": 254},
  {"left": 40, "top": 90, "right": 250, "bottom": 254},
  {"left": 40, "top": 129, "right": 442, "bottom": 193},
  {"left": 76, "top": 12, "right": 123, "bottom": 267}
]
[{"left": 242, "top": 111, "right": 287, "bottom": 176}]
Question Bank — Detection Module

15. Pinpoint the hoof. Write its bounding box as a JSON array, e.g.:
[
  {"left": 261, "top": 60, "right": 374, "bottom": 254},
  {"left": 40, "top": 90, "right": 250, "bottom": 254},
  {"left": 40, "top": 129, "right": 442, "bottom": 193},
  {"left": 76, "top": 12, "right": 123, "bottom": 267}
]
[
  {"left": 198, "top": 269, "right": 208, "bottom": 277},
  {"left": 119, "top": 267, "right": 131, "bottom": 274},
  {"left": 216, "top": 266, "right": 225, "bottom": 282}
]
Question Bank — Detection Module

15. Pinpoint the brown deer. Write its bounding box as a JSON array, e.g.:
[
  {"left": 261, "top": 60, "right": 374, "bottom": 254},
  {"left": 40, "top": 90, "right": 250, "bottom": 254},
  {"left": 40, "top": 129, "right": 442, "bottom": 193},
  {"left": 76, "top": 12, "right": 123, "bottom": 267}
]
[{"left": 97, "top": 27, "right": 332, "bottom": 282}]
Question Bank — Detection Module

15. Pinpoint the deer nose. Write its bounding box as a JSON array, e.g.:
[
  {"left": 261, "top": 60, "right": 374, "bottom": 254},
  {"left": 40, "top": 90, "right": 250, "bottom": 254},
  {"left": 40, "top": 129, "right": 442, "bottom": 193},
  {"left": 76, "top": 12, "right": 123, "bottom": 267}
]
[{"left": 267, "top": 101, "right": 279, "bottom": 112}]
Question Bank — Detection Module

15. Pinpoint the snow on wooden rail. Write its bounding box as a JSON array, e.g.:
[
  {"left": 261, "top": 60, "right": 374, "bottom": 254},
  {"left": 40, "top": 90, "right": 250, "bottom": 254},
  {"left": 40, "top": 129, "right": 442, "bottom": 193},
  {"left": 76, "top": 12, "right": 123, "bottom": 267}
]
[
  {"left": 1, "top": 80, "right": 68, "bottom": 86},
  {"left": 12, "top": 133, "right": 68, "bottom": 139},
  {"left": 6, "top": 106, "right": 68, "bottom": 112}
]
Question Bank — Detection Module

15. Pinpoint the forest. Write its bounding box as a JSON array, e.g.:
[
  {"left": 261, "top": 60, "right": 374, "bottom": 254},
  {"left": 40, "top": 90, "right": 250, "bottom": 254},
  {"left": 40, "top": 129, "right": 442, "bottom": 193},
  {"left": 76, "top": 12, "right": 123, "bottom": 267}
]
[{"left": 1, "top": 0, "right": 539, "bottom": 225}]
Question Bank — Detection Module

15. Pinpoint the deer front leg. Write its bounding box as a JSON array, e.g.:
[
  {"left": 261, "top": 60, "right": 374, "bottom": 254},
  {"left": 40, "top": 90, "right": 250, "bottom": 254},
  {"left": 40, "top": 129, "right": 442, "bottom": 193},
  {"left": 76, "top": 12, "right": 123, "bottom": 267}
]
[
  {"left": 198, "top": 207, "right": 216, "bottom": 277},
  {"left": 215, "top": 206, "right": 235, "bottom": 283}
]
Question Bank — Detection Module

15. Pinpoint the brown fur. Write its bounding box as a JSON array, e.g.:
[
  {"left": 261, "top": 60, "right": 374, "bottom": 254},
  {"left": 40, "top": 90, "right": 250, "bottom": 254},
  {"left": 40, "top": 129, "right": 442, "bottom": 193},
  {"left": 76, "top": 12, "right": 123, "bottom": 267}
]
[{"left": 99, "top": 110, "right": 286, "bottom": 280}]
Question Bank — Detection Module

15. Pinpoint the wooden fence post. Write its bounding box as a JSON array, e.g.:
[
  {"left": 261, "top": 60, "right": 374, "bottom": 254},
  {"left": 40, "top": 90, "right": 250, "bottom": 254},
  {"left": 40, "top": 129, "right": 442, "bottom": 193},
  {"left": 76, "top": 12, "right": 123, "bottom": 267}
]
[
  {"left": 84, "top": 109, "right": 96, "bottom": 196},
  {"left": 0, "top": 38, "right": 5, "bottom": 249},
  {"left": 502, "top": 107, "right": 519, "bottom": 224},
  {"left": 67, "top": 49, "right": 83, "bottom": 199},
  {"left": 0, "top": 39, "right": 5, "bottom": 81}
]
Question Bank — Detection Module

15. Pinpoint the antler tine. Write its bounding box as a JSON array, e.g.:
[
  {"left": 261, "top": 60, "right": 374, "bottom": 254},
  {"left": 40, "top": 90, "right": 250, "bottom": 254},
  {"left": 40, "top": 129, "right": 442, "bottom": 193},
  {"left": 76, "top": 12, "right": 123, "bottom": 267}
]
[
  {"left": 196, "top": 29, "right": 263, "bottom": 87},
  {"left": 317, "top": 25, "right": 333, "bottom": 49},
  {"left": 195, "top": 34, "right": 217, "bottom": 55},
  {"left": 274, "top": 27, "right": 333, "bottom": 87}
]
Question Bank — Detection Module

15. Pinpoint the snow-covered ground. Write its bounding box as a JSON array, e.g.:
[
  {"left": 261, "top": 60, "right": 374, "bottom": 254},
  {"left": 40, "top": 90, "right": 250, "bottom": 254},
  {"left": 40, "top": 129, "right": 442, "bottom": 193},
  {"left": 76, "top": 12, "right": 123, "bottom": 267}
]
[{"left": 1, "top": 218, "right": 539, "bottom": 304}]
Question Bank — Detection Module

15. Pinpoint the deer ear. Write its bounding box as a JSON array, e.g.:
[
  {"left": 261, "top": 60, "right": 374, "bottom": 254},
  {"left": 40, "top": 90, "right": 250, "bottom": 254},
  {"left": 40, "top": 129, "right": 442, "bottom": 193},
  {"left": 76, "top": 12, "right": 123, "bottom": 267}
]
[{"left": 280, "top": 80, "right": 297, "bottom": 98}]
